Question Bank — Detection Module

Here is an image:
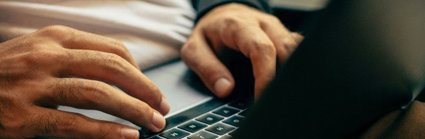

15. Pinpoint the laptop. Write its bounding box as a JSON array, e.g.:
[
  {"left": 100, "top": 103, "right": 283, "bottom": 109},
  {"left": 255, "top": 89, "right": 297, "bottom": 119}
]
[{"left": 139, "top": 0, "right": 425, "bottom": 138}]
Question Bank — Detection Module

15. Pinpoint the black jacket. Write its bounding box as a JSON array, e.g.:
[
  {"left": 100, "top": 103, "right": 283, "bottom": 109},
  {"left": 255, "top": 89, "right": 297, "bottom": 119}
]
[{"left": 191, "top": 0, "right": 270, "bottom": 23}]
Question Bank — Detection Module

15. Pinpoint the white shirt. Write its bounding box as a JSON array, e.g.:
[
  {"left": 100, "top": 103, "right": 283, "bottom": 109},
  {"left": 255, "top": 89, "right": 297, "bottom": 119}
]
[
  {"left": 0, "top": 0, "right": 195, "bottom": 69},
  {"left": 0, "top": 0, "right": 195, "bottom": 128}
]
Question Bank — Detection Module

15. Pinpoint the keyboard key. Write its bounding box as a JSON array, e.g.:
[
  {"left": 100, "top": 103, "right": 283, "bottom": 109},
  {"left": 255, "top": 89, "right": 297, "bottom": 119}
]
[
  {"left": 229, "top": 101, "right": 248, "bottom": 109},
  {"left": 213, "top": 107, "right": 239, "bottom": 117},
  {"left": 159, "top": 128, "right": 190, "bottom": 139},
  {"left": 218, "top": 135, "right": 232, "bottom": 139},
  {"left": 238, "top": 110, "right": 248, "bottom": 117},
  {"left": 188, "top": 131, "right": 218, "bottom": 139},
  {"left": 228, "top": 130, "right": 237, "bottom": 136},
  {"left": 178, "top": 121, "right": 207, "bottom": 133},
  {"left": 223, "top": 115, "right": 244, "bottom": 127},
  {"left": 196, "top": 114, "right": 224, "bottom": 125},
  {"left": 206, "top": 123, "right": 235, "bottom": 135}
]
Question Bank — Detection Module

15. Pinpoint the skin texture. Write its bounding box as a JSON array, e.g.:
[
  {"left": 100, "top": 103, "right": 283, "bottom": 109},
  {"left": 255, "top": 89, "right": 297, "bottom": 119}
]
[
  {"left": 182, "top": 3, "right": 304, "bottom": 99},
  {"left": 0, "top": 25, "right": 170, "bottom": 139}
]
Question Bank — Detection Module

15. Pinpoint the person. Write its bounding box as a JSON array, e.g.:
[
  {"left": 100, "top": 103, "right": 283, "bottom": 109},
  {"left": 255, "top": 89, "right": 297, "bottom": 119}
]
[{"left": 0, "top": 0, "right": 302, "bottom": 138}]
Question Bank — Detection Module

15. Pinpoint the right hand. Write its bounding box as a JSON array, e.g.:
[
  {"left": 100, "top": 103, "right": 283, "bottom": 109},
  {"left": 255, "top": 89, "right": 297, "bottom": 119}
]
[
  {"left": 181, "top": 3, "right": 303, "bottom": 99},
  {"left": 0, "top": 25, "right": 169, "bottom": 139}
]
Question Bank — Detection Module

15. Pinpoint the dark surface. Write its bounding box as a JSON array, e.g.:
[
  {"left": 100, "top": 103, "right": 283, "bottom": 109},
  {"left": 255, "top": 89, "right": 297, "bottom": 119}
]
[
  {"left": 235, "top": 0, "right": 425, "bottom": 138},
  {"left": 192, "top": 0, "right": 271, "bottom": 23},
  {"left": 415, "top": 88, "right": 425, "bottom": 102},
  {"left": 229, "top": 100, "right": 249, "bottom": 109},
  {"left": 238, "top": 110, "right": 248, "bottom": 117},
  {"left": 273, "top": 7, "right": 317, "bottom": 32}
]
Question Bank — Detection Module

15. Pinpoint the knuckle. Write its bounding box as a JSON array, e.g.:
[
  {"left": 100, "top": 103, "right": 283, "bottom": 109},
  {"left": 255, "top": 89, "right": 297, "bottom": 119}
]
[
  {"left": 1, "top": 109, "right": 27, "bottom": 130},
  {"left": 138, "top": 102, "right": 154, "bottom": 121},
  {"left": 22, "top": 49, "right": 64, "bottom": 66},
  {"left": 102, "top": 53, "right": 127, "bottom": 73},
  {"left": 41, "top": 117, "right": 58, "bottom": 135},
  {"left": 58, "top": 114, "right": 80, "bottom": 133},
  {"left": 251, "top": 40, "right": 276, "bottom": 55},
  {"left": 34, "top": 49, "right": 64, "bottom": 60},
  {"left": 55, "top": 79, "right": 79, "bottom": 105},
  {"left": 110, "top": 39, "right": 130, "bottom": 56},
  {"left": 104, "top": 53, "right": 124, "bottom": 65},
  {"left": 180, "top": 41, "right": 197, "bottom": 57},
  {"left": 81, "top": 81, "right": 111, "bottom": 106},
  {"left": 180, "top": 42, "right": 206, "bottom": 70},
  {"left": 37, "top": 25, "right": 73, "bottom": 37},
  {"left": 86, "top": 52, "right": 129, "bottom": 75},
  {"left": 0, "top": 99, "right": 32, "bottom": 138},
  {"left": 180, "top": 41, "right": 203, "bottom": 70},
  {"left": 111, "top": 39, "right": 128, "bottom": 51},
  {"left": 150, "top": 86, "right": 162, "bottom": 106},
  {"left": 55, "top": 79, "right": 110, "bottom": 108},
  {"left": 266, "top": 15, "right": 281, "bottom": 23},
  {"left": 221, "top": 16, "right": 248, "bottom": 38},
  {"left": 222, "top": 16, "right": 243, "bottom": 26},
  {"left": 31, "top": 112, "right": 59, "bottom": 136}
]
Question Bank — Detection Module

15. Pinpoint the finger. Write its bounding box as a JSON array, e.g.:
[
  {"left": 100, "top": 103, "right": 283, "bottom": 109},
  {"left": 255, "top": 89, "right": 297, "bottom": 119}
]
[
  {"left": 36, "top": 25, "right": 139, "bottom": 69},
  {"left": 42, "top": 78, "right": 166, "bottom": 132},
  {"left": 221, "top": 26, "right": 277, "bottom": 99},
  {"left": 57, "top": 49, "right": 169, "bottom": 115},
  {"left": 30, "top": 107, "right": 140, "bottom": 139},
  {"left": 260, "top": 18, "right": 300, "bottom": 62},
  {"left": 181, "top": 32, "right": 235, "bottom": 98},
  {"left": 291, "top": 32, "right": 304, "bottom": 44}
]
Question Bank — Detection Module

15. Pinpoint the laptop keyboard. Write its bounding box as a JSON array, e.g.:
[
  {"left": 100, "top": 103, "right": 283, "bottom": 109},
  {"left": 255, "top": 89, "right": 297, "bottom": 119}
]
[{"left": 141, "top": 100, "right": 249, "bottom": 139}]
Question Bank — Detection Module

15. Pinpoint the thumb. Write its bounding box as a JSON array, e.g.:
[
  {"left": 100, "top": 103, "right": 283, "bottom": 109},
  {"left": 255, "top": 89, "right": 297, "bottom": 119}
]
[{"left": 181, "top": 34, "right": 235, "bottom": 97}]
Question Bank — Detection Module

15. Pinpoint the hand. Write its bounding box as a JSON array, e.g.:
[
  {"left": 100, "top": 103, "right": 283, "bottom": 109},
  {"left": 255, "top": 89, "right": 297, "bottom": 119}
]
[
  {"left": 181, "top": 3, "right": 304, "bottom": 99},
  {"left": 0, "top": 25, "right": 170, "bottom": 139}
]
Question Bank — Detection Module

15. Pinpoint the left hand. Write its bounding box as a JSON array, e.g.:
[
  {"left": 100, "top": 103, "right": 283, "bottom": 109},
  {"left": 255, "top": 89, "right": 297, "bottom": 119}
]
[
  {"left": 0, "top": 25, "right": 169, "bottom": 139},
  {"left": 181, "top": 3, "right": 303, "bottom": 99}
]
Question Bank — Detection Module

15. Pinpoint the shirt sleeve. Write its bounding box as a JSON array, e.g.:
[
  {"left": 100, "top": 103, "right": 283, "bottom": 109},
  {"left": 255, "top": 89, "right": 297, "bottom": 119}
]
[{"left": 191, "top": 0, "right": 271, "bottom": 23}]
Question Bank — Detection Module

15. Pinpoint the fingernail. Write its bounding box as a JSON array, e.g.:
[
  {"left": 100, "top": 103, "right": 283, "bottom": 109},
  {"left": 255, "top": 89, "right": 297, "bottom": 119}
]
[
  {"left": 121, "top": 128, "right": 139, "bottom": 139},
  {"left": 152, "top": 112, "right": 166, "bottom": 130},
  {"left": 159, "top": 96, "right": 170, "bottom": 115},
  {"left": 214, "top": 78, "right": 232, "bottom": 96}
]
